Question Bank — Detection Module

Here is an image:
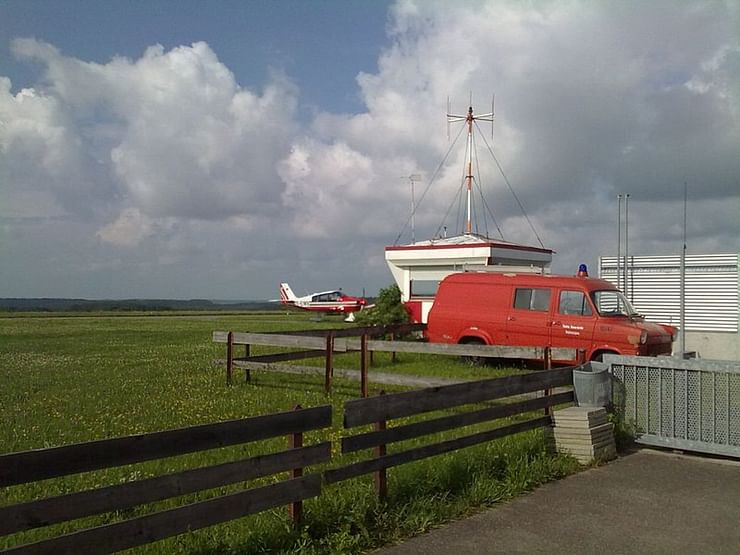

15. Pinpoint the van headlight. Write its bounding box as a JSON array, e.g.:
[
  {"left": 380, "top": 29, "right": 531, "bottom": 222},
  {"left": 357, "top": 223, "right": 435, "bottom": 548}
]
[{"left": 640, "top": 330, "right": 648, "bottom": 344}]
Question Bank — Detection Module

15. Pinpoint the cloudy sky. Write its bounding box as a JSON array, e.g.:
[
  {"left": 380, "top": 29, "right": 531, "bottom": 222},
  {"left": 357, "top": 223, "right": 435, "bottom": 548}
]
[{"left": 1, "top": 0, "right": 739, "bottom": 300}]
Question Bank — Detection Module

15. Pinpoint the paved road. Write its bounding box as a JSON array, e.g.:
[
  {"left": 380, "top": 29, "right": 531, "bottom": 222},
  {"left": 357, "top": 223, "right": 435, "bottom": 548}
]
[{"left": 376, "top": 449, "right": 740, "bottom": 554}]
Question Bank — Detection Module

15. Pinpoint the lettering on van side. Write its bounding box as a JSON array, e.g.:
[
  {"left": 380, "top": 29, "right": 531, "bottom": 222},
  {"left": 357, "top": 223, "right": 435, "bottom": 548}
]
[{"left": 562, "top": 323, "right": 583, "bottom": 336}]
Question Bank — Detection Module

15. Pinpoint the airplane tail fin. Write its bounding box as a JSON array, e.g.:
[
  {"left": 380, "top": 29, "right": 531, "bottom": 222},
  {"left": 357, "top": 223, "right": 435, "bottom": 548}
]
[{"left": 279, "top": 283, "right": 298, "bottom": 304}]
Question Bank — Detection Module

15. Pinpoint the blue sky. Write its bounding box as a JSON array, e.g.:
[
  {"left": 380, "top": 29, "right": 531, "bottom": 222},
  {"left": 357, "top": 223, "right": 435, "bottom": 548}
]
[
  {"left": 1, "top": 1, "right": 739, "bottom": 299},
  {"left": 0, "top": 0, "right": 391, "bottom": 116}
]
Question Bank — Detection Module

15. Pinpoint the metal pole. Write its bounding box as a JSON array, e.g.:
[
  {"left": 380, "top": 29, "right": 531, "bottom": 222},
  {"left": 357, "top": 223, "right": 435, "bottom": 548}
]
[
  {"left": 617, "top": 194, "right": 622, "bottom": 291},
  {"left": 411, "top": 178, "right": 416, "bottom": 244},
  {"left": 465, "top": 107, "right": 474, "bottom": 234},
  {"left": 679, "top": 182, "right": 687, "bottom": 357},
  {"left": 625, "top": 193, "right": 630, "bottom": 301},
  {"left": 408, "top": 174, "right": 421, "bottom": 244}
]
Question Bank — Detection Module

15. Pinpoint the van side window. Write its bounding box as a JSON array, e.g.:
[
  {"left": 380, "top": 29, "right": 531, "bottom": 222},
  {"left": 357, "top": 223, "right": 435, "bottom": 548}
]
[
  {"left": 559, "top": 290, "right": 593, "bottom": 316},
  {"left": 513, "top": 288, "right": 551, "bottom": 311}
]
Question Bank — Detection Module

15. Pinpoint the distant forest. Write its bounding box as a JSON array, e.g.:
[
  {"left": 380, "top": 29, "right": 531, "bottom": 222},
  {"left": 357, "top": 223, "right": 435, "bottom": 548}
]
[{"left": 0, "top": 298, "right": 278, "bottom": 312}]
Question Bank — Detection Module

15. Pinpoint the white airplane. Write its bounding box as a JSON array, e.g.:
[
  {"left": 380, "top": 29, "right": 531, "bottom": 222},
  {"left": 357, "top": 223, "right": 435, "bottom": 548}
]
[{"left": 278, "top": 283, "right": 369, "bottom": 318}]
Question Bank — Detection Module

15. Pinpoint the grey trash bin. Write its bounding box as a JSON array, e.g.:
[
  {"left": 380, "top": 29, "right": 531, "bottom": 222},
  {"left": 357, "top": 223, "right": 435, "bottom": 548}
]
[{"left": 572, "top": 361, "right": 611, "bottom": 407}]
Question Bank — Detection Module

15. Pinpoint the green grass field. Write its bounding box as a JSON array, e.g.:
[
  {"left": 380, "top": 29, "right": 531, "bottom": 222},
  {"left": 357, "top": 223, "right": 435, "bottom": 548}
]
[{"left": 1, "top": 311, "right": 579, "bottom": 553}]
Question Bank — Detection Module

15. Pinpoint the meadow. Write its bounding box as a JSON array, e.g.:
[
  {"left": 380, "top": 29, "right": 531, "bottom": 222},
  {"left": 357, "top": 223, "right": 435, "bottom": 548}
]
[{"left": 1, "top": 311, "right": 579, "bottom": 553}]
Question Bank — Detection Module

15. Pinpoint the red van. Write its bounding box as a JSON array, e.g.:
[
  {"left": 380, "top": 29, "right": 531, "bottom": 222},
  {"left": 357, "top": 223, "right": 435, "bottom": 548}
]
[{"left": 426, "top": 271, "right": 675, "bottom": 363}]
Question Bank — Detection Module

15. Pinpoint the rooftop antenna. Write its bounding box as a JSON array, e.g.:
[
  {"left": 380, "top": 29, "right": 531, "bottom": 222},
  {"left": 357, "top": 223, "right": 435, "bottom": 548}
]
[
  {"left": 447, "top": 95, "right": 494, "bottom": 235},
  {"left": 491, "top": 93, "right": 495, "bottom": 141},
  {"left": 402, "top": 173, "right": 423, "bottom": 243},
  {"left": 625, "top": 193, "right": 630, "bottom": 300},
  {"left": 617, "top": 194, "right": 622, "bottom": 291},
  {"left": 679, "top": 181, "right": 687, "bottom": 357}
]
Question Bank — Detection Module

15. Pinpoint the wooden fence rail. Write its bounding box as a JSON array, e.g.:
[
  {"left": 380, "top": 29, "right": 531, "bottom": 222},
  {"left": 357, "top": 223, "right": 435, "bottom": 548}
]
[
  {"left": 0, "top": 406, "right": 332, "bottom": 554},
  {"left": 324, "top": 368, "right": 574, "bottom": 498},
  {"left": 213, "top": 327, "right": 581, "bottom": 394},
  {"left": 213, "top": 323, "right": 426, "bottom": 389}
]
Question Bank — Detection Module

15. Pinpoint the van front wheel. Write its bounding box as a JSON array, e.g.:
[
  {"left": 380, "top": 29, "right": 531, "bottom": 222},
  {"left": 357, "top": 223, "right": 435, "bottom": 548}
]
[{"left": 460, "top": 338, "right": 487, "bottom": 366}]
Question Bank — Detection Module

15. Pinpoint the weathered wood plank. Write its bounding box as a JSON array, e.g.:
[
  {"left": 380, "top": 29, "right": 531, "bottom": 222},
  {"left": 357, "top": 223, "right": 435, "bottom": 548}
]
[
  {"left": 213, "top": 331, "right": 348, "bottom": 351},
  {"left": 342, "top": 392, "right": 574, "bottom": 453},
  {"left": 0, "top": 443, "right": 331, "bottom": 537},
  {"left": 364, "top": 340, "right": 545, "bottom": 358},
  {"left": 5, "top": 474, "right": 321, "bottom": 555},
  {"left": 214, "top": 330, "right": 574, "bottom": 360},
  {"left": 0, "top": 406, "right": 332, "bottom": 487},
  {"left": 235, "top": 350, "right": 325, "bottom": 364},
  {"left": 229, "top": 362, "right": 464, "bottom": 388},
  {"left": 347, "top": 340, "right": 576, "bottom": 360},
  {"left": 325, "top": 417, "right": 549, "bottom": 484},
  {"left": 262, "top": 323, "right": 426, "bottom": 339},
  {"left": 343, "top": 368, "right": 573, "bottom": 427},
  {"left": 213, "top": 331, "right": 343, "bottom": 351}
]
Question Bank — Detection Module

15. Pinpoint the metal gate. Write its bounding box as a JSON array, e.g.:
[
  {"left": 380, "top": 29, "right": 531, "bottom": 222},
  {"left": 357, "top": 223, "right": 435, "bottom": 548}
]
[{"left": 604, "top": 355, "right": 740, "bottom": 458}]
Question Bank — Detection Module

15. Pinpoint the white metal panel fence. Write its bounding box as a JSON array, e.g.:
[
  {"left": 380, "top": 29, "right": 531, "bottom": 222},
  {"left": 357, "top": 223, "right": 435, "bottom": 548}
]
[
  {"left": 604, "top": 354, "right": 740, "bottom": 458},
  {"left": 599, "top": 253, "right": 738, "bottom": 332}
]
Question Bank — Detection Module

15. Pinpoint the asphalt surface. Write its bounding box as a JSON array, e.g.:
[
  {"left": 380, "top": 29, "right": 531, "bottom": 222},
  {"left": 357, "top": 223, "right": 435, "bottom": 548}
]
[{"left": 375, "top": 449, "right": 740, "bottom": 554}]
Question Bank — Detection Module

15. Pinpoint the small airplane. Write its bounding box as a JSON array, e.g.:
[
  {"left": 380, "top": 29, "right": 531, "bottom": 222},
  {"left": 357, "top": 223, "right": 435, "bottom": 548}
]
[{"left": 279, "top": 283, "right": 369, "bottom": 318}]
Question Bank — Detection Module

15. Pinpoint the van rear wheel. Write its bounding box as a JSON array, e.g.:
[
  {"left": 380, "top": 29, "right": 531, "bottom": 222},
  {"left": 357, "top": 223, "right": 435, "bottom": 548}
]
[{"left": 460, "top": 338, "right": 487, "bottom": 366}]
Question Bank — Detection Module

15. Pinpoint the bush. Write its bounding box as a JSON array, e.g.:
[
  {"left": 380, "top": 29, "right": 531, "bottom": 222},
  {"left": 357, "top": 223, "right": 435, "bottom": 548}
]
[{"left": 354, "top": 284, "right": 409, "bottom": 327}]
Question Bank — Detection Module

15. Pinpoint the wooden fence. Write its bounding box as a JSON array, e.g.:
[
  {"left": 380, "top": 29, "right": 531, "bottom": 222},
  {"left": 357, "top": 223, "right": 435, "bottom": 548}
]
[
  {"left": 213, "top": 323, "right": 426, "bottom": 393},
  {"left": 213, "top": 326, "right": 582, "bottom": 396},
  {"left": 0, "top": 406, "right": 332, "bottom": 554},
  {"left": 325, "top": 368, "right": 575, "bottom": 498},
  {"left": 1, "top": 367, "right": 575, "bottom": 553}
]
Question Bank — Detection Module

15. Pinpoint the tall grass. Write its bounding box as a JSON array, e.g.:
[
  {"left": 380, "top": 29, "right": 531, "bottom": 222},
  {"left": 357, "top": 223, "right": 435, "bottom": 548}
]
[{"left": 0, "top": 312, "right": 579, "bottom": 553}]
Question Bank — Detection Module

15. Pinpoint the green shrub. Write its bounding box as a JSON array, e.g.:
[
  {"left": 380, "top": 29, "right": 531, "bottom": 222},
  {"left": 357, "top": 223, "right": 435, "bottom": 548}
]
[{"left": 353, "top": 284, "right": 409, "bottom": 327}]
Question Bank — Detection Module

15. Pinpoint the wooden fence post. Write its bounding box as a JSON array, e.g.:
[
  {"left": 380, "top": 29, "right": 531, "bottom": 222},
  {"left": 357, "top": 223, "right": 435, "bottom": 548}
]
[
  {"left": 369, "top": 327, "right": 375, "bottom": 366},
  {"left": 375, "top": 390, "right": 388, "bottom": 500},
  {"left": 390, "top": 332, "right": 397, "bottom": 364},
  {"left": 288, "top": 404, "right": 303, "bottom": 527},
  {"left": 543, "top": 346, "right": 552, "bottom": 416},
  {"left": 226, "top": 331, "right": 234, "bottom": 386},
  {"left": 361, "top": 334, "right": 369, "bottom": 398},
  {"left": 245, "top": 340, "right": 251, "bottom": 383},
  {"left": 325, "top": 333, "right": 334, "bottom": 394}
]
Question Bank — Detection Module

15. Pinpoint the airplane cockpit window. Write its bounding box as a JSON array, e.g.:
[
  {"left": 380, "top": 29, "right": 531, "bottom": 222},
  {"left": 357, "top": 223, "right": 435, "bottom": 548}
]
[{"left": 313, "top": 292, "right": 342, "bottom": 302}]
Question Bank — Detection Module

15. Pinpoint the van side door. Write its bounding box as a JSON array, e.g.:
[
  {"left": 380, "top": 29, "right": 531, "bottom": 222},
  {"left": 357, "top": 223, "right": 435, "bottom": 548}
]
[
  {"left": 505, "top": 286, "right": 553, "bottom": 348},
  {"left": 550, "top": 289, "right": 596, "bottom": 353}
]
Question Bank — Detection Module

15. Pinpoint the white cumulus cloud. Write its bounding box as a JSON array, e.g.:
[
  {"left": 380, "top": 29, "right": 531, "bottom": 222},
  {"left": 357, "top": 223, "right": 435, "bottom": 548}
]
[{"left": 1, "top": 1, "right": 739, "bottom": 297}]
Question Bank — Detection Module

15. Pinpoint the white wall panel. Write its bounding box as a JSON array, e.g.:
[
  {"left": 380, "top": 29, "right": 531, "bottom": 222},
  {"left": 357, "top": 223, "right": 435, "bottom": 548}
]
[{"left": 599, "top": 254, "right": 738, "bottom": 332}]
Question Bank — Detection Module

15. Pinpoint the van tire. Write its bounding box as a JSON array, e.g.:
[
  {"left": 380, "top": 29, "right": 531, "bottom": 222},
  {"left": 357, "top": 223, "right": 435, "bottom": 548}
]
[{"left": 459, "top": 338, "right": 487, "bottom": 366}]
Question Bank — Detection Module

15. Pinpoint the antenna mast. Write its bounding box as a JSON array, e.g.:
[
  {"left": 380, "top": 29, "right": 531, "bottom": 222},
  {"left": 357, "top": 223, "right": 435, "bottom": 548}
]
[
  {"left": 447, "top": 100, "right": 493, "bottom": 235},
  {"left": 402, "top": 174, "right": 422, "bottom": 243}
]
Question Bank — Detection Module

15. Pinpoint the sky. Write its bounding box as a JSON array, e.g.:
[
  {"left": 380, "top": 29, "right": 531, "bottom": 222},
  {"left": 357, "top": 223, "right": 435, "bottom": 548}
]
[{"left": 1, "top": 0, "right": 739, "bottom": 300}]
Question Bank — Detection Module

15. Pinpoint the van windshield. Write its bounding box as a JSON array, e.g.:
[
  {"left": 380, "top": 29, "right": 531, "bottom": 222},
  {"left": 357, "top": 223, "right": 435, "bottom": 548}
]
[{"left": 590, "top": 290, "right": 639, "bottom": 317}]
